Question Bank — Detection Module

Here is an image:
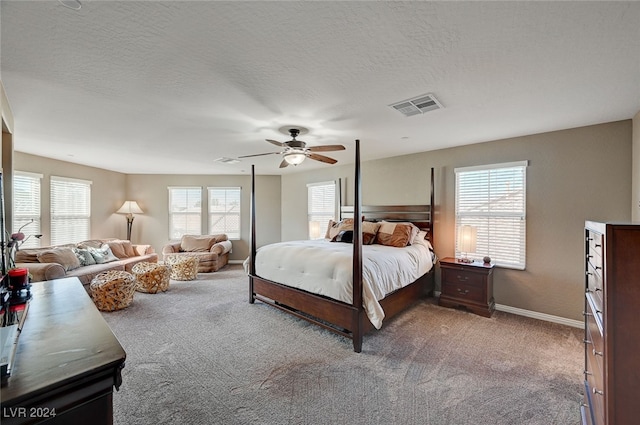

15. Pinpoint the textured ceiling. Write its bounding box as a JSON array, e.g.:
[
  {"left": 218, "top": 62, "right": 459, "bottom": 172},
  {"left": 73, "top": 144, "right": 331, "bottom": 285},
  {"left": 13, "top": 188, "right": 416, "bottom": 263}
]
[{"left": 1, "top": 1, "right": 639, "bottom": 175}]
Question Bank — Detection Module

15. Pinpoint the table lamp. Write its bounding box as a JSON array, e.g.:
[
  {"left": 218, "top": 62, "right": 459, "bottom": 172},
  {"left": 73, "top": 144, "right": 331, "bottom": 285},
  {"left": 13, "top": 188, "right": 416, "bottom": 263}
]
[{"left": 457, "top": 225, "right": 477, "bottom": 263}]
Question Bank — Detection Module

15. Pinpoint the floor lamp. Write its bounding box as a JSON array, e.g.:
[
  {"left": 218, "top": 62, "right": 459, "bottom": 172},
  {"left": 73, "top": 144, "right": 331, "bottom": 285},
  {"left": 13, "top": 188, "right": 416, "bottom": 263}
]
[{"left": 117, "top": 201, "right": 144, "bottom": 241}]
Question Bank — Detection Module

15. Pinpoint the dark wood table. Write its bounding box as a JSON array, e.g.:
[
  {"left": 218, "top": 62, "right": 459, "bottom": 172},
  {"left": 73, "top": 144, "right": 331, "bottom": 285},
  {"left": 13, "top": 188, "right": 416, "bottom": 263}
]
[{"left": 1, "top": 277, "right": 125, "bottom": 425}]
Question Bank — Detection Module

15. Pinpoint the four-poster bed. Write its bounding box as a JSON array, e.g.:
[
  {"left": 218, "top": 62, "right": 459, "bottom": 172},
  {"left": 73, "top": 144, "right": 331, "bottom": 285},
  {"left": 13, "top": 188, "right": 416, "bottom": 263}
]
[{"left": 248, "top": 140, "right": 436, "bottom": 352}]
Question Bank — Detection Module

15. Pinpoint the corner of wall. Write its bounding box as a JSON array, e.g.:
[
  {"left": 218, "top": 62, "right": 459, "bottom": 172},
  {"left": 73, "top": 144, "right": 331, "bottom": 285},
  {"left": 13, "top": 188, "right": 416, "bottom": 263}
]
[{"left": 633, "top": 110, "right": 640, "bottom": 222}]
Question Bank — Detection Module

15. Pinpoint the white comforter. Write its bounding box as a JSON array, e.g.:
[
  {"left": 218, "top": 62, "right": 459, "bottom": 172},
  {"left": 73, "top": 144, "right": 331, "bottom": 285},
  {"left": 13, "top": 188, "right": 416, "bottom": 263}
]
[{"left": 247, "top": 238, "right": 435, "bottom": 329}]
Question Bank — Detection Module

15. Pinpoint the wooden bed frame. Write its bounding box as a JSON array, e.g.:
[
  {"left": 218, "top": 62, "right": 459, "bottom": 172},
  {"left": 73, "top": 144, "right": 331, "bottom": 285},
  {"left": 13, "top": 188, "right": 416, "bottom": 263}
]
[{"left": 248, "top": 140, "right": 436, "bottom": 352}]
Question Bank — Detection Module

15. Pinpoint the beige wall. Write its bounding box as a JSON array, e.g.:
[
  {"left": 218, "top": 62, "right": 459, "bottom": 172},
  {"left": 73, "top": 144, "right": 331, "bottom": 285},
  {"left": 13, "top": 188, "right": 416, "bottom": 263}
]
[
  {"left": 633, "top": 110, "right": 640, "bottom": 221},
  {"left": 2, "top": 80, "right": 15, "bottom": 222},
  {"left": 124, "top": 174, "right": 281, "bottom": 261},
  {"left": 281, "top": 120, "right": 633, "bottom": 322},
  {"left": 11, "top": 154, "right": 282, "bottom": 259},
  {"left": 13, "top": 153, "right": 126, "bottom": 246}
]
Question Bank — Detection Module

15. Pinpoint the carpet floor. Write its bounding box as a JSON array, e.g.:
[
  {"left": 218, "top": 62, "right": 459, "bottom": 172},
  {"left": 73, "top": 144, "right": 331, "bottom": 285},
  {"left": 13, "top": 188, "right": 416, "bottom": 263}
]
[{"left": 102, "top": 265, "right": 583, "bottom": 425}]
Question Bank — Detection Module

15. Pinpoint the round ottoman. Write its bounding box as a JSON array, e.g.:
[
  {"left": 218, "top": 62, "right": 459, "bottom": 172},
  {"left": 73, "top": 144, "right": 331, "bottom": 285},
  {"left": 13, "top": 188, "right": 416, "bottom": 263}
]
[
  {"left": 90, "top": 270, "right": 136, "bottom": 311},
  {"left": 132, "top": 262, "right": 171, "bottom": 293},
  {"left": 165, "top": 256, "right": 199, "bottom": 281}
]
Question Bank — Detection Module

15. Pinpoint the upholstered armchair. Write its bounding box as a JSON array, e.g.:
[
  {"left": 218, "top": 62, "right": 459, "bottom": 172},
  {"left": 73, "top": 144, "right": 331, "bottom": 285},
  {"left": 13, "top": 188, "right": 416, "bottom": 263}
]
[{"left": 162, "top": 234, "right": 232, "bottom": 272}]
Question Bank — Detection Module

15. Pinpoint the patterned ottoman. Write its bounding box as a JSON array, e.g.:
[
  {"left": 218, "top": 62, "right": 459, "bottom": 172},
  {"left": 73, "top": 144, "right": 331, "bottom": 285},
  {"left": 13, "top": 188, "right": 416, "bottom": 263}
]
[
  {"left": 90, "top": 270, "right": 136, "bottom": 311},
  {"left": 132, "top": 262, "right": 171, "bottom": 293},
  {"left": 165, "top": 255, "right": 199, "bottom": 281}
]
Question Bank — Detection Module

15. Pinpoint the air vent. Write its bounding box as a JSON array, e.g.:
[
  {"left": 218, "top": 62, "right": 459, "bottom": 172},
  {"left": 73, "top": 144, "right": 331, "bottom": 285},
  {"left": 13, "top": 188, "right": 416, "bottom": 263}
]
[
  {"left": 214, "top": 157, "right": 240, "bottom": 164},
  {"left": 389, "top": 93, "right": 443, "bottom": 117}
]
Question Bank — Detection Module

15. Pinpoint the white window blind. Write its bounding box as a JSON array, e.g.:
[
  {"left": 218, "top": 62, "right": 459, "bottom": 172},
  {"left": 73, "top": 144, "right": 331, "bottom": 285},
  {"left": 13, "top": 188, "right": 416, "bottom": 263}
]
[
  {"left": 208, "top": 187, "right": 241, "bottom": 240},
  {"left": 455, "top": 161, "right": 527, "bottom": 269},
  {"left": 51, "top": 176, "right": 92, "bottom": 245},
  {"left": 307, "top": 181, "right": 336, "bottom": 240},
  {"left": 13, "top": 172, "right": 43, "bottom": 248},
  {"left": 168, "top": 187, "right": 202, "bottom": 239}
]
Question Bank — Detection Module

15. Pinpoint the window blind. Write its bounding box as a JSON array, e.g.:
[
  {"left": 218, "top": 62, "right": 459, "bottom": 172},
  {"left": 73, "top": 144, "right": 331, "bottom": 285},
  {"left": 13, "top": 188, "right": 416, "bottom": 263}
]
[
  {"left": 51, "top": 176, "right": 92, "bottom": 245},
  {"left": 307, "top": 181, "right": 336, "bottom": 240},
  {"left": 13, "top": 171, "right": 42, "bottom": 248},
  {"left": 208, "top": 187, "right": 241, "bottom": 240},
  {"left": 168, "top": 187, "right": 202, "bottom": 239},
  {"left": 455, "top": 161, "right": 527, "bottom": 269}
]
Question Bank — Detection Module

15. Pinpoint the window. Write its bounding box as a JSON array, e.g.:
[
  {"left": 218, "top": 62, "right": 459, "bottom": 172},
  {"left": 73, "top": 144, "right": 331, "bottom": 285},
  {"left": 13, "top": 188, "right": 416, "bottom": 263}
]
[
  {"left": 51, "top": 176, "right": 92, "bottom": 245},
  {"left": 307, "top": 181, "right": 336, "bottom": 240},
  {"left": 13, "top": 171, "right": 42, "bottom": 248},
  {"left": 455, "top": 161, "right": 527, "bottom": 269},
  {"left": 208, "top": 187, "right": 241, "bottom": 240},
  {"left": 168, "top": 187, "right": 202, "bottom": 239}
]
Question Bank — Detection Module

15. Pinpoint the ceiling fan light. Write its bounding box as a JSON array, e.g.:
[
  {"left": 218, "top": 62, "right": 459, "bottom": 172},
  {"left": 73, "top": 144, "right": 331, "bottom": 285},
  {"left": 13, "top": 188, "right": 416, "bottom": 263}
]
[{"left": 284, "top": 152, "right": 306, "bottom": 165}]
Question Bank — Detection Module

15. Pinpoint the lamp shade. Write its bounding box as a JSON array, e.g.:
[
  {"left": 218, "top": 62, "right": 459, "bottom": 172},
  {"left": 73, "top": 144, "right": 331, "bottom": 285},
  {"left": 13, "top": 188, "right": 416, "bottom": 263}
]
[
  {"left": 117, "top": 201, "right": 144, "bottom": 215},
  {"left": 309, "top": 221, "right": 322, "bottom": 240},
  {"left": 284, "top": 151, "right": 306, "bottom": 165},
  {"left": 457, "top": 225, "right": 477, "bottom": 254}
]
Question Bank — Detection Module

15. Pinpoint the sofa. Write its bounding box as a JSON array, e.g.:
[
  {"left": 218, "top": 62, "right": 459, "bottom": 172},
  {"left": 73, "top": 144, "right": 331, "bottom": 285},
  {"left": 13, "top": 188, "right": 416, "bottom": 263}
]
[
  {"left": 15, "top": 239, "right": 158, "bottom": 288},
  {"left": 162, "top": 234, "right": 232, "bottom": 272}
]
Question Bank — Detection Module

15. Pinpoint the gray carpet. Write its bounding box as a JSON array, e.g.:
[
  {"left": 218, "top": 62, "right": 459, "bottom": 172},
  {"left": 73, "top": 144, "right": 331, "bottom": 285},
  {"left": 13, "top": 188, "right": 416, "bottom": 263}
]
[{"left": 102, "top": 265, "right": 583, "bottom": 425}]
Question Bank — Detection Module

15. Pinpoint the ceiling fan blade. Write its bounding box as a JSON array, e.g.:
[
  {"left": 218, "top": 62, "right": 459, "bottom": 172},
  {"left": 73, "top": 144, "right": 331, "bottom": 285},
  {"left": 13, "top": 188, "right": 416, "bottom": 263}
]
[
  {"left": 308, "top": 153, "right": 338, "bottom": 165},
  {"left": 307, "top": 144, "right": 346, "bottom": 152},
  {"left": 237, "top": 152, "right": 280, "bottom": 158},
  {"left": 279, "top": 159, "right": 289, "bottom": 168},
  {"left": 266, "top": 139, "right": 285, "bottom": 147}
]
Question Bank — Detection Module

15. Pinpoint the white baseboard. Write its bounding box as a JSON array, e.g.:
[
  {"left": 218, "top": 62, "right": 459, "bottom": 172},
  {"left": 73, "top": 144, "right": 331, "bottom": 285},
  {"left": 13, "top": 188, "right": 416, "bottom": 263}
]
[
  {"left": 433, "top": 291, "right": 583, "bottom": 329},
  {"left": 495, "top": 304, "right": 584, "bottom": 329},
  {"left": 228, "top": 259, "right": 245, "bottom": 265}
]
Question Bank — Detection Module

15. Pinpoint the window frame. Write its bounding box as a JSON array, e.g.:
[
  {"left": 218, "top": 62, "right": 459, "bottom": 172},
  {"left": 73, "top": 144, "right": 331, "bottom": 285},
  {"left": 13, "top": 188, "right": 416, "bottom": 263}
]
[
  {"left": 13, "top": 171, "right": 43, "bottom": 249},
  {"left": 50, "top": 175, "right": 92, "bottom": 245},
  {"left": 168, "top": 186, "right": 203, "bottom": 240},
  {"left": 454, "top": 161, "right": 528, "bottom": 270},
  {"left": 307, "top": 180, "right": 337, "bottom": 240},
  {"left": 207, "top": 187, "right": 241, "bottom": 240}
]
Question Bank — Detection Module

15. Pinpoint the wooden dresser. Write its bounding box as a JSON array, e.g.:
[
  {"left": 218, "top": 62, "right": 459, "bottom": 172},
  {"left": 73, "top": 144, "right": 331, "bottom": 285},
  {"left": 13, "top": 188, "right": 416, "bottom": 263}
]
[
  {"left": 582, "top": 221, "right": 640, "bottom": 425},
  {"left": 1, "top": 277, "right": 125, "bottom": 425}
]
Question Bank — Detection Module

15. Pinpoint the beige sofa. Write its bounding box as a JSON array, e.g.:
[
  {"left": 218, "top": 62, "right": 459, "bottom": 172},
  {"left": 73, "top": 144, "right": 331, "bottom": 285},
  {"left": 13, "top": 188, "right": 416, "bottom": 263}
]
[
  {"left": 15, "top": 239, "right": 158, "bottom": 288},
  {"left": 162, "top": 234, "right": 232, "bottom": 272}
]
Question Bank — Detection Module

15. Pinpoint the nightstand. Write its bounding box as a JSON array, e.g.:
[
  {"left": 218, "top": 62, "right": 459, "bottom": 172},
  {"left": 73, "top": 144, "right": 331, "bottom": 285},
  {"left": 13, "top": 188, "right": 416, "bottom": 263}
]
[{"left": 438, "top": 257, "right": 495, "bottom": 317}]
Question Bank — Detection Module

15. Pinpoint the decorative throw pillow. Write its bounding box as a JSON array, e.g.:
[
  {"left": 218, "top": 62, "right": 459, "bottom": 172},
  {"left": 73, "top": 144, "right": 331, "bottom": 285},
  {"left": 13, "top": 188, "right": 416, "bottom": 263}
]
[
  {"left": 376, "top": 222, "right": 414, "bottom": 248},
  {"left": 37, "top": 247, "right": 82, "bottom": 271},
  {"left": 15, "top": 248, "right": 40, "bottom": 263},
  {"left": 325, "top": 218, "right": 362, "bottom": 240},
  {"left": 73, "top": 248, "right": 97, "bottom": 266},
  {"left": 77, "top": 239, "right": 104, "bottom": 249},
  {"left": 332, "top": 230, "right": 353, "bottom": 243},
  {"left": 325, "top": 219, "right": 351, "bottom": 240},
  {"left": 362, "top": 232, "right": 377, "bottom": 245},
  {"left": 106, "top": 241, "right": 128, "bottom": 259},
  {"left": 180, "top": 235, "right": 215, "bottom": 252},
  {"left": 331, "top": 230, "right": 377, "bottom": 245},
  {"left": 89, "top": 244, "right": 119, "bottom": 264},
  {"left": 103, "top": 240, "right": 136, "bottom": 258}
]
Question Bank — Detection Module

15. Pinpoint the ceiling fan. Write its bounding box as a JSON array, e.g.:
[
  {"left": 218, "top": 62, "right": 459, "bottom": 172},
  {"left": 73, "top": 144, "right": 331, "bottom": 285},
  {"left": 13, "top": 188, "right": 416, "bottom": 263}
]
[{"left": 238, "top": 128, "right": 345, "bottom": 168}]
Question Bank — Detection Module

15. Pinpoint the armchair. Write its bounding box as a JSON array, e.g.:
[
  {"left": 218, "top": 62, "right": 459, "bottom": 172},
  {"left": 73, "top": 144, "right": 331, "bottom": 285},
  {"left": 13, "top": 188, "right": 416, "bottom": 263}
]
[{"left": 162, "top": 234, "right": 232, "bottom": 272}]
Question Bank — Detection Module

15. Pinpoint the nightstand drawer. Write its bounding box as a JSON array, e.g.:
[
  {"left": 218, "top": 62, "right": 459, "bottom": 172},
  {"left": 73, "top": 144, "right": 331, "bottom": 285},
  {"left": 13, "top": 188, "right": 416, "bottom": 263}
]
[
  {"left": 441, "top": 268, "right": 484, "bottom": 287},
  {"left": 441, "top": 281, "right": 484, "bottom": 303}
]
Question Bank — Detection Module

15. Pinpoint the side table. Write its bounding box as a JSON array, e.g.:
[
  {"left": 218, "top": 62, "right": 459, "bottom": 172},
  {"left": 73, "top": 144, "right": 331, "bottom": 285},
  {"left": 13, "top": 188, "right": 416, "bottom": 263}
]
[{"left": 438, "top": 257, "right": 495, "bottom": 317}]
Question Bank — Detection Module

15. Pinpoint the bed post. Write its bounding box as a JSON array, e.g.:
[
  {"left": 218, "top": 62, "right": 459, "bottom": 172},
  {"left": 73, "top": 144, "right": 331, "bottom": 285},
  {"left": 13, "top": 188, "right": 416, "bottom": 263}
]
[
  {"left": 352, "top": 139, "right": 363, "bottom": 353},
  {"left": 337, "top": 178, "right": 342, "bottom": 220},
  {"left": 430, "top": 167, "right": 434, "bottom": 242},
  {"left": 249, "top": 164, "right": 256, "bottom": 304}
]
